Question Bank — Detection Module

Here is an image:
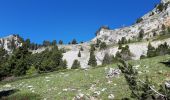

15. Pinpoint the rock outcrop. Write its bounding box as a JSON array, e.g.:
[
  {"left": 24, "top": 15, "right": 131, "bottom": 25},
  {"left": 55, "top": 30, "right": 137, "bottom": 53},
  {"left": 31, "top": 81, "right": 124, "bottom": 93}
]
[{"left": 0, "top": 35, "right": 22, "bottom": 53}]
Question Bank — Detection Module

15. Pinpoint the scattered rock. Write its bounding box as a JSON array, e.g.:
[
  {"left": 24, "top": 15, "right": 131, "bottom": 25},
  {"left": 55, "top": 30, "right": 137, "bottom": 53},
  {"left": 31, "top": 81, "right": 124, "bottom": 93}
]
[
  {"left": 101, "top": 88, "right": 107, "bottom": 92},
  {"left": 165, "top": 81, "right": 170, "bottom": 89},
  {"left": 4, "top": 84, "right": 11, "bottom": 88},
  {"left": 62, "top": 88, "right": 68, "bottom": 92},
  {"left": 73, "top": 93, "right": 90, "bottom": 100},
  {"left": 105, "top": 68, "right": 121, "bottom": 78},
  {"left": 108, "top": 94, "right": 115, "bottom": 100},
  {"left": 133, "top": 65, "right": 140, "bottom": 70}
]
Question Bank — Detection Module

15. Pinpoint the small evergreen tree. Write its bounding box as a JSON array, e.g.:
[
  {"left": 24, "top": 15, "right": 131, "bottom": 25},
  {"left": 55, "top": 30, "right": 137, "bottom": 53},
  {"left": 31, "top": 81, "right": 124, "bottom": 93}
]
[
  {"left": 59, "top": 40, "right": 63, "bottom": 45},
  {"left": 72, "top": 39, "right": 77, "bottom": 44},
  {"left": 52, "top": 40, "right": 57, "bottom": 46},
  {"left": 147, "top": 42, "right": 156, "bottom": 58},
  {"left": 78, "top": 51, "right": 81, "bottom": 57},
  {"left": 100, "top": 42, "right": 107, "bottom": 50},
  {"left": 60, "top": 59, "right": 67, "bottom": 69},
  {"left": 80, "top": 47, "right": 84, "bottom": 51},
  {"left": 88, "top": 49, "right": 97, "bottom": 67},
  {"left": 138, "top": 29, "right": 144, "bottom": 40},
  {"left": 71, "top": 59, "right": 80, "bottom": 69},
  {"left": 102, "top": 53, "right": 111, "bottom": 65},
  {"left": 156, "top": 42, "right": 169, "bottom": 56},
  {"left": 118, "top": 60, "right": 155, "bottom": 100},
  {"left": 96, "top": 39, "right": 101, "bottom": 48}
]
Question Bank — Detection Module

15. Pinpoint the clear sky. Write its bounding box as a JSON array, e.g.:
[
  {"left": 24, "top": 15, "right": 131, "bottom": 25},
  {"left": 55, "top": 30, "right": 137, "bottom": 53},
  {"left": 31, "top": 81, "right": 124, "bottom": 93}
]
[{"left": 0, "top": 0, "right": 160, "bottom": 44}]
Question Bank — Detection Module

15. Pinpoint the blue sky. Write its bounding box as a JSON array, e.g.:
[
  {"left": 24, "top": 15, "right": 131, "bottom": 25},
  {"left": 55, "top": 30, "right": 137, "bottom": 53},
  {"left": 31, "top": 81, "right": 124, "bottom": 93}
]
[{"left": 0, "top": 0, "right": 160, "bottom": 44}]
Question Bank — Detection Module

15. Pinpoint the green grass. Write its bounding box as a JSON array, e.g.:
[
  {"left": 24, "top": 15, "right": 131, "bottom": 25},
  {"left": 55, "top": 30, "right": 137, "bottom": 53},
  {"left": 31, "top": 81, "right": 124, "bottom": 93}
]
[{"left": 0, "top": 55, "right": 170, "bottom": 100}]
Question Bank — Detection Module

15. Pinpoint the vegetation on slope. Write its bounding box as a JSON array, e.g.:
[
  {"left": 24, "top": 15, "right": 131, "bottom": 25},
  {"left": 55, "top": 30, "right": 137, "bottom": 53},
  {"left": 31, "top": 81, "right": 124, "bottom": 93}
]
[{"left": 0, "top": 55, "right": 170, "bottom": 99}]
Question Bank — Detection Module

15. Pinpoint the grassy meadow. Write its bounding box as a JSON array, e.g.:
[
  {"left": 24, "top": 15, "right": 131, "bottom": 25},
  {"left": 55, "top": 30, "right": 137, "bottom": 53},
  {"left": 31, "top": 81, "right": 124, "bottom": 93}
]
[{"left": 0, "top": 55, "right": 170, "bottom": 100}]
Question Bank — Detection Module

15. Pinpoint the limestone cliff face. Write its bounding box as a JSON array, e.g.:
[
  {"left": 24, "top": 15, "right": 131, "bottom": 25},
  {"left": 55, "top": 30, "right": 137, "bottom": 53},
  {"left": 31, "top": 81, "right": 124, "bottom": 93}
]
[{"left": 92, "top": 0, "right": 170, "bottom": 44}]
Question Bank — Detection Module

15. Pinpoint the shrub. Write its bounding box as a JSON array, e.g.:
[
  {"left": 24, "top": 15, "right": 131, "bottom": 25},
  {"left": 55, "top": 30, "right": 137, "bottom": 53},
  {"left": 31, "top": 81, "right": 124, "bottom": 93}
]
[{"left": 26, "top": 66, "right": 37, "bottom": 76}]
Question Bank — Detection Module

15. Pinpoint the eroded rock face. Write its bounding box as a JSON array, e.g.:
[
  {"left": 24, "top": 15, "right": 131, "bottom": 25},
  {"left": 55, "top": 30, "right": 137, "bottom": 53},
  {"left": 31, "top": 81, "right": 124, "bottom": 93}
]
[
  {"left": 0, "top": 35, "right": 22, "bottom": 53},
  {"left": 92, "top": 1, "right": 170, "bottom": 44}
]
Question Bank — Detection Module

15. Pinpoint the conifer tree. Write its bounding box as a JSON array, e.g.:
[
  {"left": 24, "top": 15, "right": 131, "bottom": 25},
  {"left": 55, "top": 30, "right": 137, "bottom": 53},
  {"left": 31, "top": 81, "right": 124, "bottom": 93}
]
[
  {"left": 71, "top": 59, "right": 80, "bottom": 69},
  {"left": 100, "top": 42, "right": 107, "bottom": 50},
  {"left": 72, "top": 39, "right": 77, "bottom": 44},
  {"left": 78, "top": 51, "right": 81, "bottom": 57},
  {"left": 88, "top": 46, "right": 97, "bottom": 67},
  {"left": 80, "top": 47, "right": 84, "bottom": 51},
  {"left": 59, "top": 40, "right": 63, "bottom": 45},
  {"left": 147, "top": 42, "right": 156, "bottom": 58},
  {"left": 102, "top": 53, "right": 111, "bottom": 65}
]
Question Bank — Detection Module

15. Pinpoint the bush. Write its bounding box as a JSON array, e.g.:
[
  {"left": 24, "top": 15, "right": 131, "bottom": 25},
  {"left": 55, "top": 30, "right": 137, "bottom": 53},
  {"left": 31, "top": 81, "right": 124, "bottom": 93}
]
[
  {"left": 26, "top": 66, "right": 37, "bottom": 76},
  {"left": 71, "top": 59, "right": 81, "bottom": 69}
]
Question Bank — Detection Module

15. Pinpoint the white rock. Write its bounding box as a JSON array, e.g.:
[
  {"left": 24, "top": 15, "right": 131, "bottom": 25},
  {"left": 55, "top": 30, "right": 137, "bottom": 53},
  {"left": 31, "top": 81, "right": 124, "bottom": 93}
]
[{"left": 108, "top": 94, "right": 115, "bottom": 100}]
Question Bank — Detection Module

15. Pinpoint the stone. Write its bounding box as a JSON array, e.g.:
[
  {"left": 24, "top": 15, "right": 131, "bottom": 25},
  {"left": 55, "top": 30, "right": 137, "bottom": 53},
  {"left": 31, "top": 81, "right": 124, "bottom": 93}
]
[{"left": 108, "top": 94, "right": 115, "bottom": 100}]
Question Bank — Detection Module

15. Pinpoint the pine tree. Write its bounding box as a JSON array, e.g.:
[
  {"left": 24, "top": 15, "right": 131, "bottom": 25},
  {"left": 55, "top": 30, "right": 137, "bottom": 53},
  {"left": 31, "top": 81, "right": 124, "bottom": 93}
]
[
  {"left": 52, "top": 40, "right": 57, "bottom": 46},
  {"left": 100, "top": 42, "right": 107, "bottom": 50},
  {"left": 60, "top": 59, "right": 67, "bottom": 69},
  {"left": 71, "top": 59, "right": 80, "bottom": 69},
  {"left": 80, "top": 47, "right": 84, "bottom": 51},
  {"left": 102, "top": 53, "right": 111, "bottom": 65},
  {"left": 9, "top": 43, "right": 32, "bottom": 76},
  {"left": 156, "top": 42, "right": 169, "bottom": 56},
  {"left": 72, "top": 39, "right": 77, "bottom": 44},
  {"left": 96, "top": 39, "right": 101, "bottom": 48},
  {"left": 59, "top": 40, "right": 63, "bottom": 45},
  {"left": 88, "top": 48, "right": 97, "bottom": 67},
  {"left": 147, "top": 42, "right": 156, "bottom": 58},
  {"left": 118, "top": 60, "right": 155, "bottom": 100},
  {"left": 78, "top": 51, "right": 81, "bottom": 57},
  {"left": 139, "top": 29, "right": 144, "bottom": 40}
]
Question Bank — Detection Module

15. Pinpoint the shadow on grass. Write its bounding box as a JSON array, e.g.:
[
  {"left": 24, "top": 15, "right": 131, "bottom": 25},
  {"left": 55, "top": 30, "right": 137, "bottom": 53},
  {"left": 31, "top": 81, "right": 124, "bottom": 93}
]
[
  {"left": 160, "top": 61, "right": 170, "bottom": 67},
  {"left": 0, "top": 90, "right": 41, "bottom": 100},
  {"left": 0, "top": 89, "right": 19, "bottom": 99}
]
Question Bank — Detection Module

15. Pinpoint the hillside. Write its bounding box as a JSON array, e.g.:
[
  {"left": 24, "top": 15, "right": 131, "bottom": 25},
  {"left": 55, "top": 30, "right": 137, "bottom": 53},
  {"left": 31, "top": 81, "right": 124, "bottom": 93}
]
[
  {"left": 0, "top": 55, "right": 170, "bottom": 99},
  {"left": 1, "top": 0, "right": 170, "bottom": 69}
]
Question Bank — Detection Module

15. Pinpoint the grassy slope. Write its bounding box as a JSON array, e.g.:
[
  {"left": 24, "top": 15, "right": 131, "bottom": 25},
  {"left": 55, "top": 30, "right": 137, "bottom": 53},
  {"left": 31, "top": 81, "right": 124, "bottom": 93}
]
[{"left": 0, "top": 55, "right": 170, "bottom": 100}]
